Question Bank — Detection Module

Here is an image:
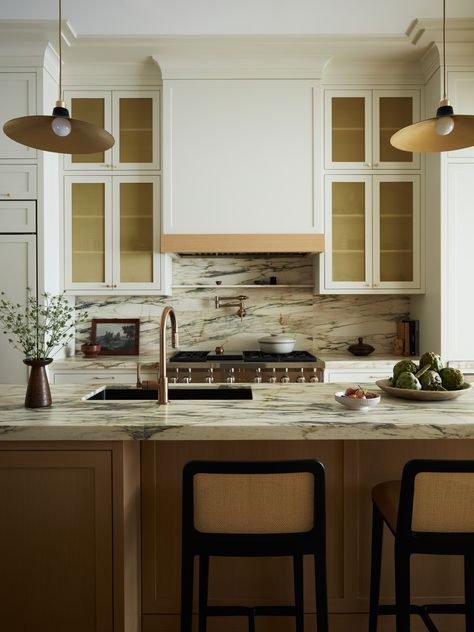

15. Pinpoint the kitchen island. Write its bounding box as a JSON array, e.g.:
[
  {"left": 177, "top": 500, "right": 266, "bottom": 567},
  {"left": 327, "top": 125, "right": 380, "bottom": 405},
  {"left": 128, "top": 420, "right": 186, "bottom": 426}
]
[
  {"left": 1, "top": 381, "right": 474, "bottom": 440},
  {"left": 0, "top": 382, "right": 473, "bottom": 632}
]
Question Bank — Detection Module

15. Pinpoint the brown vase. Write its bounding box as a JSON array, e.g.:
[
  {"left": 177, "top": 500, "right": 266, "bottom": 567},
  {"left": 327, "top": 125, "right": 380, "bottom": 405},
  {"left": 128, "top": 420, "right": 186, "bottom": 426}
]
[{"left": 23, "top": 358, "right": 53, "bottom": 408}]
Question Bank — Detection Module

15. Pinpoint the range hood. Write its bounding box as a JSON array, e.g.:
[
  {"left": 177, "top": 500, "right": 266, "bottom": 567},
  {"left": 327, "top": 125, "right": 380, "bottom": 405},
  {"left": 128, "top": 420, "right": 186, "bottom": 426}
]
[{"left": 160, "top": 234, "right": 324, "bottom": 254}]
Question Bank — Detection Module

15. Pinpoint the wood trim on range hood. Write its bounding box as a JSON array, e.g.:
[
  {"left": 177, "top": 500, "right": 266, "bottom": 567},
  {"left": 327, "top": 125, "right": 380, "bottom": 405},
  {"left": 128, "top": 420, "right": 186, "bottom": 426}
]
[{"left": 160, "top": 234, "right": 324, "bottom": 254}]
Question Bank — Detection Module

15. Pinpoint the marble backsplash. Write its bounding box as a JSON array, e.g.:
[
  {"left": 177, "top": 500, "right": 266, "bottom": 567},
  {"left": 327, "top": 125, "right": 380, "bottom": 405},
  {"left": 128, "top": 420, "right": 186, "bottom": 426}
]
[{"left": 74, "top": 256, "right": 409, "bottom": 355}]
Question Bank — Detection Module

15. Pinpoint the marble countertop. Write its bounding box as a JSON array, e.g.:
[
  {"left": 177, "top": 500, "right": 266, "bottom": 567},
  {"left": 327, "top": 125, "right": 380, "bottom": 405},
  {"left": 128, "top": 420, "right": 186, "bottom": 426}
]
[{"left": 1, "top": 382, "right": 474, "bottom": 442}]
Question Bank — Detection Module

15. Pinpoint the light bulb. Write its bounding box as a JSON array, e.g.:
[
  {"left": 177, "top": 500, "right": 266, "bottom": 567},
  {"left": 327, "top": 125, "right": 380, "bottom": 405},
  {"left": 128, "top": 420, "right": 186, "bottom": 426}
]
[
  {"left": 435, "top": 115, "right": 455, "bottom": 136},
  {"left": 51, "top": 116, "right": 72, "bottom": 137}
]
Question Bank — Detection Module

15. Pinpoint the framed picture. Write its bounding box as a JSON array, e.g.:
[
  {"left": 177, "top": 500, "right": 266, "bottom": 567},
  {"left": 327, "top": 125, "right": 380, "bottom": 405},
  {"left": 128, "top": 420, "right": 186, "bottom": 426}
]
[{"left": 91, "top": 318, "right": 140, "bottom": 355}]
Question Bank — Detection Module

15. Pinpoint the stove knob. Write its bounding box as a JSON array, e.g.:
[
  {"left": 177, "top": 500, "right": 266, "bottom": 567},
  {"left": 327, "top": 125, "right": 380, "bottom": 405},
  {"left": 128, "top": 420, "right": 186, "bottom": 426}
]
[
  {"left": 280, "top": 368, "right": 290, "bottom": 383},
  {"left": 226, "top": 367, "right": 235, "bottom": 384},
  {"left": 253, "top": 368, "right": 262, "bottom": 384},
  {"left": 170, "top": 368, "right": 179, "bottom": 384},
  {"left": 309, "top": 368, "right": 319, "bottom": 383},
  {"left": 268, "top": 368, "right": 277, "bottom": 384},
  {"left": 180, "top": 368, "right": 192, "bottom": 384},
  {"left": 205, "top": 368, "right": 214, "bottom": 384},
  {"left": 296, "top": 368, "right": 306, "bottom": 383}
]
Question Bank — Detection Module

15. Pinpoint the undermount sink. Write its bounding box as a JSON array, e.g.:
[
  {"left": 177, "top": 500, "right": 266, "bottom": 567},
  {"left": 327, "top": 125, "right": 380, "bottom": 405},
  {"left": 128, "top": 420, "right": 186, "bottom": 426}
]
[{"left": 86, "top": 387, "right": 253, "bottom": 401}]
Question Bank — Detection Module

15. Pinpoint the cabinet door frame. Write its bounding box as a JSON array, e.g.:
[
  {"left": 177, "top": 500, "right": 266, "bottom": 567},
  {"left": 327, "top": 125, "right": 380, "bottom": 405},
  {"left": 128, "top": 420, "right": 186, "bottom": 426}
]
[
  {"left": 112, "top": 90, "right": 160, "bottom": 171},
  {"left": 64, "top": 175, "right": 113, "bottom": 291},
  {"left": 372, "top": 90, "right": 421, "bottom": 170},
  {"left": 112, "top": 175, "right": 161, "bottom": 291},
  {"left": 324, "top": 174, "right": 373, "bottom": 291},
  {"left": 0, "top": 72, "right": 37, "bottom": 162},
  {"left": 324, "top": 89, "right": 372, "bottom": 170},
  {"left": 63, "top": 90, "right": 113, "bottom": 171},
  {"left": 372, "top": 174, "right": 421, "bottom": 291}
]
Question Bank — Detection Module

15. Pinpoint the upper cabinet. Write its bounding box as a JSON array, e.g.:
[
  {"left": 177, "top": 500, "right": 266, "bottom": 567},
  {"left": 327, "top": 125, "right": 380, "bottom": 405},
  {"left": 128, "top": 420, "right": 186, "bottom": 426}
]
[
  {"left": 447, "top": 72, "right": 474, "bottom": 160},
  {"left": 64, "top": 174, "right": 170, "bottom": 295},
  {"left": 324, "top": 89, "right": 421, "bottom": 170},
  {"left": 320, "top": 174, "right": 422, "bottom": 293},
  {"left": 162, "top": 79, "right": 322, "bottom": 235},
  {"left": 63, "top": 90, "right": 160, "bottom": 171},
  {"left": 0, "top": 73, "right": 37, "bottom": 161}
]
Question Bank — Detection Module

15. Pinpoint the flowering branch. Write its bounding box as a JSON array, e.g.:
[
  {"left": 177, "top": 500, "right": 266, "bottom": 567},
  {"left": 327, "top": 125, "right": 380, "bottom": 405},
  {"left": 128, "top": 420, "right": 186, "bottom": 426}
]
[{"left": 0, "top": 289, "right": 88, "bottom": 360}]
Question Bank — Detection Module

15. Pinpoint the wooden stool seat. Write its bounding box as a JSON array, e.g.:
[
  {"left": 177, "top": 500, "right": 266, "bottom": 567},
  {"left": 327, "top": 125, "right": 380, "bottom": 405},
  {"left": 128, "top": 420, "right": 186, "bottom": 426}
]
[
  {"left": 368, "top": 459, "right": 474, "bottom": 632},
  {"left": 371, "top": 480, "right": 401, "bottom": 533}
]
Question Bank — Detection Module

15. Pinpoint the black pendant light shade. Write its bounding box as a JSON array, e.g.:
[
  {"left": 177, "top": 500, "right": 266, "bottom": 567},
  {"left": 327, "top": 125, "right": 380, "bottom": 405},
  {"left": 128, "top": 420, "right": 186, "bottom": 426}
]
[{"left": 2, "top": 1, "right": 115, "bottom": 155}]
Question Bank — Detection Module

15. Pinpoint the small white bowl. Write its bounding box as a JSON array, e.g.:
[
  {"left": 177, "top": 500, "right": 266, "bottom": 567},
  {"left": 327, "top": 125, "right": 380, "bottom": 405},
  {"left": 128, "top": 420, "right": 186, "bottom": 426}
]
[{"left": 334, "top": 391, "right": 381, "bottom": 412}]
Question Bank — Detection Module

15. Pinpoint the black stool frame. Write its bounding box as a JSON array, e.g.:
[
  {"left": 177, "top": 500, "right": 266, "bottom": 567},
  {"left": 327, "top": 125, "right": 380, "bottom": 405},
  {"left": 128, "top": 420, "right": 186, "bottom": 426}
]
[
  {"left": 181, "top": 459, "right": 328, "bottom": 632},
  {"left": 369, "top": 458, "right": 474, "bottom": 632}
]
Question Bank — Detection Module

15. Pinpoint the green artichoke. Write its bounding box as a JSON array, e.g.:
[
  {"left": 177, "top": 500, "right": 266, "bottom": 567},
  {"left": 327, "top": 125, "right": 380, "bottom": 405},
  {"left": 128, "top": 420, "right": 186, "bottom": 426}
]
[
  {"left": 393, "top": 360, "right": 418, "bottom": 384},
  {"left": 419, "top": 352, "right": 443, "bottom": 373},
  {"left": 419, "top": 369, "right": 443, "bottom": 391},
  {"left": 396, "top": 371, "right": 422, "bottom": 390},
  {"left": 439, "top": 367, "right": 465, "bottom": 391}
]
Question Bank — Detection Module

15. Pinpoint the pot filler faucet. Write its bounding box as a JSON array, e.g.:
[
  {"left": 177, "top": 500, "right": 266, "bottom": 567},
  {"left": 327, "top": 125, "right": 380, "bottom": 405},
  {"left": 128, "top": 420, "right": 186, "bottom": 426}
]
[
  {"left": 214, "top": 295, "right": 248, "bottom": 322},
  {"left": 158, "top": 306, "right": 179, "bottom": 405}
]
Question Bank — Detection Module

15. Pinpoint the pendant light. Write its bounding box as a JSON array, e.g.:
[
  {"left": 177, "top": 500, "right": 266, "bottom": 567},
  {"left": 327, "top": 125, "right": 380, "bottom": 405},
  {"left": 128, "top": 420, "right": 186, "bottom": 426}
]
[
  {"left": 3, "top": 0, "right": 114, "bottom": 154},
  {"left": 390, "top": 0, "right": 474, "bottom": 153}
]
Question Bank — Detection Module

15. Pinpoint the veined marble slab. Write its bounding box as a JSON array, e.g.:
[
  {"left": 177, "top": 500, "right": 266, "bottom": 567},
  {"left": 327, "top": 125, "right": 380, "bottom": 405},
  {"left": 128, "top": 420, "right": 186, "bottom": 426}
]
[{"left": 0, "top": 383, "right": 474, "bottom": 442}]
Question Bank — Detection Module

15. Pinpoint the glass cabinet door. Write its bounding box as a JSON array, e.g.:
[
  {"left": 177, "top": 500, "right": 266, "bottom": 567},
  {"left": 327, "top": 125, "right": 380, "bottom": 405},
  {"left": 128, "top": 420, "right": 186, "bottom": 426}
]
[
  {"left": 113, "top": 176, "right": 159, "bottom": 289},
  {"left": 373, "top": 91, "right": 420, "bottom": 169},
  {"left": 325, "top": 175, "right": 372, "bottom": 289},
  {"left": 325, "top": 91, "right": 371, "bottom": 169},
  {"left": 112, "top": 92, "right": 160, "bottom": 170},
  {"left": 63, "top": 92, "right": 112, "bottom": 170},
  {"left": 373, "top": 175, "right": 420, "bottom": 289},
  {"left": 64, "top": 176, "right": 113, "bottom": 289}
]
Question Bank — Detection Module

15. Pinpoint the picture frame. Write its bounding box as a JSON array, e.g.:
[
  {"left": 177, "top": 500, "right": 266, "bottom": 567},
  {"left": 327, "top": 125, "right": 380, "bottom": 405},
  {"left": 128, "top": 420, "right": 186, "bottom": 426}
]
[{"left": 91, "top": 318, "right": 140, "bottom": 356}]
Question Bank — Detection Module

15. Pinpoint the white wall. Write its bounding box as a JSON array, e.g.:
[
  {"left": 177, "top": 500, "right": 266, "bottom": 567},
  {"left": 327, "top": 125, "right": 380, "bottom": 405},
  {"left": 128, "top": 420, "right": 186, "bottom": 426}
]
[{"left": 410, "top": 68, "right": 442, "bottom": 354}]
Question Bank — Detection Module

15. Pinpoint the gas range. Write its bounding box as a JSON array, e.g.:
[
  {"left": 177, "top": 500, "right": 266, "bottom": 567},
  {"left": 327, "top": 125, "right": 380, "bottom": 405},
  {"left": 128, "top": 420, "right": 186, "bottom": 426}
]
[{"left": 150, "top": 349, "right": 324, "bottom": 384}]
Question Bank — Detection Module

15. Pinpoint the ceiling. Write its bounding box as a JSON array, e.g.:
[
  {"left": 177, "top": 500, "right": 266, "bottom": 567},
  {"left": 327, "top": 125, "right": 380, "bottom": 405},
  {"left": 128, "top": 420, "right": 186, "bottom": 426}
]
[{"left": 0, "top": 0, "right": 473, "bottom": 37}]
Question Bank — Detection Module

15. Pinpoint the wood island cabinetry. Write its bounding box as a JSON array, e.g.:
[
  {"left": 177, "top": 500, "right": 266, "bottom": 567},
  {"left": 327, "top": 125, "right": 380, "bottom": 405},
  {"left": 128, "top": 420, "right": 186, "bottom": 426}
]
[{"left": 0, "top": 442, "right": 141, "bottom": 632}]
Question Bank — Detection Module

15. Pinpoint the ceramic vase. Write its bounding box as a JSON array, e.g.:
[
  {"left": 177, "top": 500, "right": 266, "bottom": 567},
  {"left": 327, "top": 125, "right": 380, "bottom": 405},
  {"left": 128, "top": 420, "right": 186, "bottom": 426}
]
[{"left": 23, "top": 358, "right": 53, "bottom": 408}]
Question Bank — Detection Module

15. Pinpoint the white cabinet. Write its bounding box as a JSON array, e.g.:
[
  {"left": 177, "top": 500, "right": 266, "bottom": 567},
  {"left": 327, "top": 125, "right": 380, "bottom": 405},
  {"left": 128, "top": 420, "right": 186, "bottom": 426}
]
[
  {"left": 63, "top": 90, "right": 160, "bottom": 171},
  {"left": 447, "top": 72, "right": 474, "bottom": 159},
  {"left": 318, "top": 174, "right": 421, "bottom": 293},
  {"left": 324, "top": 89, "right": 420, "bottom": 170},
  {"left": 0, "top": 165, "right": 37, "bottom": 199},
  {"left": 0, "top": 200, "right": 35, "bottom": 232},
  {"left": 0, "top": 233, "right": 36, "bottom": 384},
  {"left": 446, "top": 163, "right": 474, "bottom": 360},
  {"left": 0, "top": 73, "right": 37, "bottom": 161},
  {"left": 324, "top": 368, "right": 391, "bottom": 384},
  {"left": 64, "top": 175, "right": 170, "bottom": 295},
  {"left": 163, "top": 79, "right": 321, "bottom": 234}
]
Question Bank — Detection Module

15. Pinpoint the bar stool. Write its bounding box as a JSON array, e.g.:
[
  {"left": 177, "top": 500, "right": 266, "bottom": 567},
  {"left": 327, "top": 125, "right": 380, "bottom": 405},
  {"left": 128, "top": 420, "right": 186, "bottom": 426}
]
[
  {"left": 369, "top": 459, "right": 474, "bottom": 632},
  {"left": 180, "top": 459, "right": 328, "bottom": 632}
]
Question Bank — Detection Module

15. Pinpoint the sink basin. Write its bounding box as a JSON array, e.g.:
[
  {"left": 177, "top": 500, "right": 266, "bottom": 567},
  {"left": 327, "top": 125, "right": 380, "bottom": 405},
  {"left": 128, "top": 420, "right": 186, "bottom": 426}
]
[{"left": 86, "top": 387, "right": 253, "bottom": 401}]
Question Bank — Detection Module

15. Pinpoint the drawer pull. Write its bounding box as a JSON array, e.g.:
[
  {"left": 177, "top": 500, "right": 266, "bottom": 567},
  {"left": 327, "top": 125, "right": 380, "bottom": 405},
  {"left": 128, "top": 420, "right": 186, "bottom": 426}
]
[
  {"left": 93, "top": 376, "right": 115, "bottom": 380},
  {"left": 1, "top": 193, "right": 11, "bottom": 197}
]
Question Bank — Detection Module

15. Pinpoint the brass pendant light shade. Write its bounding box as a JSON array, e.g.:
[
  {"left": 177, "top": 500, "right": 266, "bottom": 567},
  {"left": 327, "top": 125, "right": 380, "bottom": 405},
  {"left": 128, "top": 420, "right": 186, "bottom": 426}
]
[
  {"left": 2, "top": 0, "right": 114, "bottom": 155},
  {"left": 391, "top": 114, "right": 474, "bottom": 153},
  {"left": 390, "top": 0, "right": 474, "bottom": 154}
]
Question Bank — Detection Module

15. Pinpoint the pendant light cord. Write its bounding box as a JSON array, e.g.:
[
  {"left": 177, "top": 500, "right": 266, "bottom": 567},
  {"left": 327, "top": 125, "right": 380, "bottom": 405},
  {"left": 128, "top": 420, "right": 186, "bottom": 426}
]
[
  {"left": 58, "top": 0, "right": 63, "bottom": 102},
  {"left": 442, "top": 0, "right": 447, "bottom": 101}
]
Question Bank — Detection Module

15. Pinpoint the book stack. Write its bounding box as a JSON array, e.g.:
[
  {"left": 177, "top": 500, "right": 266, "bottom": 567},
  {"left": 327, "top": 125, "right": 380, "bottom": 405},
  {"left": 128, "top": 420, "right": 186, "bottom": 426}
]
[{"left": 396, "top": 320, "right": 419, "bottom": 357}]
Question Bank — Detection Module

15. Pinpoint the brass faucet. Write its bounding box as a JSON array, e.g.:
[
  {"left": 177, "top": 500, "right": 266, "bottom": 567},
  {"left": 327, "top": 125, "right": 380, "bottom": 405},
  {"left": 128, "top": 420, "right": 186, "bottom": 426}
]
[
  {"left": 214, "top": 295, "right": 248, "bottom": 322},
  {"left": 158, "top": 306, "right": 179, "bottom": 405}
]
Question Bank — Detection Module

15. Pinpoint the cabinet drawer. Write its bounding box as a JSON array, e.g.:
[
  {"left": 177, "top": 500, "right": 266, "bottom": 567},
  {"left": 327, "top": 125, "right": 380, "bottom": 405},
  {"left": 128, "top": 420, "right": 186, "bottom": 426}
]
[
  {"left": 0, "top": 165, "right": 37, "bottom": 199},
  {"left": 0, "top": 200, "right": 35, "bottom": 232},
  {"left": 53, "top": 371, "right": 137, "bottom": 385},
  {"left": 324, "top": 370, "right": 390, "bottom": 384}
]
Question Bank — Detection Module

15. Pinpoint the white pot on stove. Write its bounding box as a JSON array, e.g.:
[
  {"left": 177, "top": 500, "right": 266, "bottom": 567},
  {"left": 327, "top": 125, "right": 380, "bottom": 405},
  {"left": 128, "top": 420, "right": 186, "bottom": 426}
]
[{"left": 257, "top": 334, "right": 296, "bottom": 354}]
